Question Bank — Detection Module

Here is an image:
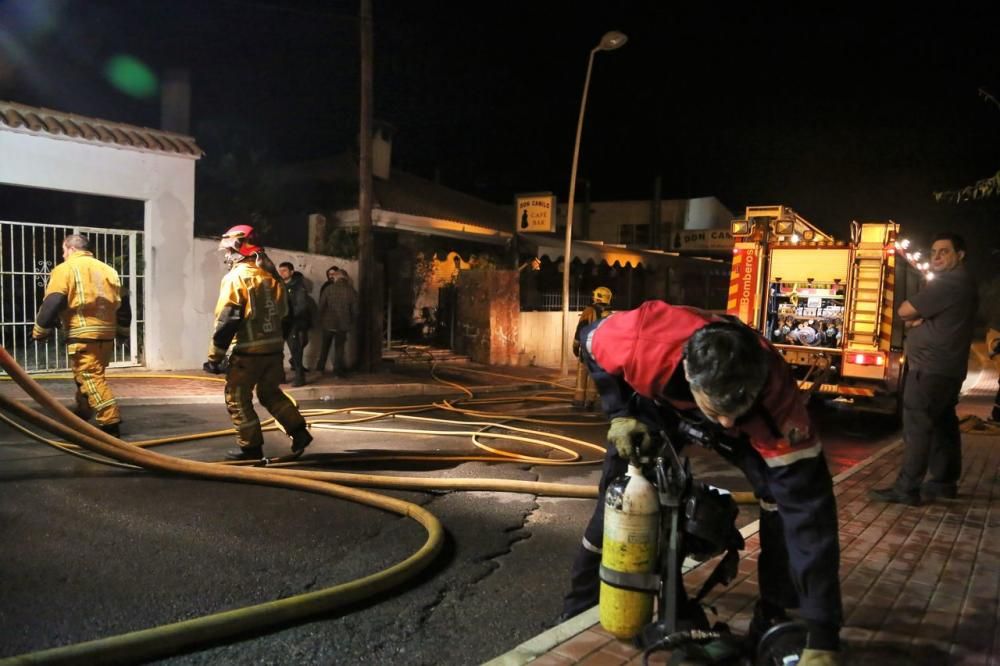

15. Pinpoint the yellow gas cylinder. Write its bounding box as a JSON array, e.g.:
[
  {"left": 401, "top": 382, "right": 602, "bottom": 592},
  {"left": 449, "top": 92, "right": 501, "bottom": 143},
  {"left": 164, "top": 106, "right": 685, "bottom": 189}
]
[{"left": 599, "top": 463, "right": 660, "bottom": 639}]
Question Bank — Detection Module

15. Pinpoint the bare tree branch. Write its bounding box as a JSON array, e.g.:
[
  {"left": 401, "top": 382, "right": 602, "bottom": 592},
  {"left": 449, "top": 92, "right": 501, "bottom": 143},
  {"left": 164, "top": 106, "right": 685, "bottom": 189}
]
[
  {"left": 934, "top": 89, "right": 1000, "bottom": 203},
  {"left": 979, "top": 87, "right": 1000, "bottom": 111}
]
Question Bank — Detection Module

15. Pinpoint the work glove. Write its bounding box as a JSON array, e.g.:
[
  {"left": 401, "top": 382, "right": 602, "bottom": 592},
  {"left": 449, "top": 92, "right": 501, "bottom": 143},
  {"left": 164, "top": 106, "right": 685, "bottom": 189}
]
[
  {"left": 31, "top": 324, "right": 52, "bottom": 341},
  {"left": 607, "top": 416, "right": 652, "bottom": 460},
  {"left": 202, "top": 359, "right": 228, "bottom": 374},
  {"left": 798, "top": 648, "right": 841, "bottom": 666}
]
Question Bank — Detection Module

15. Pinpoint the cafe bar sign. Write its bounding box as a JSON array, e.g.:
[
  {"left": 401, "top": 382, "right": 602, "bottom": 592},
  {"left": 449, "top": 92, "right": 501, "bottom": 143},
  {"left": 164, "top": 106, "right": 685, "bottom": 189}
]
[{"left": 515, "top": 193, "right": 556, "bottom": 233}]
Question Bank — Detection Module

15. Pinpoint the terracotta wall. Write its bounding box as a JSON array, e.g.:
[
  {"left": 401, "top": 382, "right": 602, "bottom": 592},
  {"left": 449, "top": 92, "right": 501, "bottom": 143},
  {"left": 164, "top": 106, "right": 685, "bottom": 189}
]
[{"left": 454, "top": 269, "right": 520, "bottom": 365}]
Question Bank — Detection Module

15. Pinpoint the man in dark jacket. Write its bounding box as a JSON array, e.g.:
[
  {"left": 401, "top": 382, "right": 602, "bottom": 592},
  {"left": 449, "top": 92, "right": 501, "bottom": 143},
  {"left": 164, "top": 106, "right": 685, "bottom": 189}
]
[
  {"left": 871, "top": 232, "right": 978, "bottom": 505},
  {"left": 277, "top": 261, "right": 313, "bottom": 387},
  {"left": 560, "top": 301, "right": 843, "bottom": 666},
  {"left": 315, "top": 267, "right": 358, "bottom": 376}
]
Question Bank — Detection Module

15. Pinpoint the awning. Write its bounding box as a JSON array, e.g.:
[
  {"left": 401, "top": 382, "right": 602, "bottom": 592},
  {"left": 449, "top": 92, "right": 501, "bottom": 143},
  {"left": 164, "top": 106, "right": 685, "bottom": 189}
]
[
  {"left": 522, "top": 234, "right": 725, "bottom": 271},
  {"left": 334, "top": 208, "right": 511, "bottom": 246}
]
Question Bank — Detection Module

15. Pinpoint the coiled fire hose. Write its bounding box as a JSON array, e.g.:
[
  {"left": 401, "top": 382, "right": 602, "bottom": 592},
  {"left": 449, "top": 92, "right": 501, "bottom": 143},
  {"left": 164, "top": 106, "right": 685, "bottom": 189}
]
[
  {"left": 0, "top": 348, "right": 757, "bottom": 663},
  {"left": 0, "top": 346, "right": 446, "bottom": 665}
]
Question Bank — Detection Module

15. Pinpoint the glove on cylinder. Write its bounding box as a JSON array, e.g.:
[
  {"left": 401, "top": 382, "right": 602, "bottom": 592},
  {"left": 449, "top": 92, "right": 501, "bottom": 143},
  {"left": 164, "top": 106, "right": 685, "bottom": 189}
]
[{"left": 606, "top": 416, "right": 652, "bottom": 459}]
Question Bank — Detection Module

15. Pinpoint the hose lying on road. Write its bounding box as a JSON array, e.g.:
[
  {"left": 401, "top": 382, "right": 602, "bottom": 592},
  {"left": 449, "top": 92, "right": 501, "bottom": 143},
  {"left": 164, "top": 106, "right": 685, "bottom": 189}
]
[
  {"left": 0, "top": 353, "right": 759, "bottom": 663},
  {"left": 0, "top": 347, "right": 445, "bottom": 666}
]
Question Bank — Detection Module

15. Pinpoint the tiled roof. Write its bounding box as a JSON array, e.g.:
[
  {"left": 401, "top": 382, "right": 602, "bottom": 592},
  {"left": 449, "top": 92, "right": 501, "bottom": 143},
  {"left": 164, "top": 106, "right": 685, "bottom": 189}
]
[
  {"left": 374, "top": 170, "right": 510, "bottom": 233},
  {"left": 277, "top": 153, "right": 510, "bottom": 233},
  {"left": 0, "top": 100, "right": 203, "bottom": 158}
]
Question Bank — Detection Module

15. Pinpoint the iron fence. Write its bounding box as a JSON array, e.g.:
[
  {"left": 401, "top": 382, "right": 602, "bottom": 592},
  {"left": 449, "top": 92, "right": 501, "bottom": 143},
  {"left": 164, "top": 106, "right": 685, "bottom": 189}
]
[{"left": 0, "top": 220, "right": 144, "bottom": 373}]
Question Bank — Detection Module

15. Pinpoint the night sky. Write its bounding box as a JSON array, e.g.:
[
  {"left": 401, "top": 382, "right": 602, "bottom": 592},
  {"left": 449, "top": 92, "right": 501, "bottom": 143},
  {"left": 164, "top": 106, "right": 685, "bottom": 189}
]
[{"left": 2, "top": 1, "right": 999, "bottom": 276}]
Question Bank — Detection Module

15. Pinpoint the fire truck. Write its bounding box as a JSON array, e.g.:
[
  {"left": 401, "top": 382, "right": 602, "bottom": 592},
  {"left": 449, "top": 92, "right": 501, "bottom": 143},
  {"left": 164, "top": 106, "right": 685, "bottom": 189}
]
[{"left": 726, "top": 205, "right": 922, "bottom": 416}]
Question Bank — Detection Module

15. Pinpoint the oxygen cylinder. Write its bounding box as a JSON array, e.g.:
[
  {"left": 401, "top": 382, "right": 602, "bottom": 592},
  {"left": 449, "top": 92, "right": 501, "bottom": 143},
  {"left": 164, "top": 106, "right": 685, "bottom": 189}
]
[{"left": 599, "top": 463, "right": 660, "bottom": 639}]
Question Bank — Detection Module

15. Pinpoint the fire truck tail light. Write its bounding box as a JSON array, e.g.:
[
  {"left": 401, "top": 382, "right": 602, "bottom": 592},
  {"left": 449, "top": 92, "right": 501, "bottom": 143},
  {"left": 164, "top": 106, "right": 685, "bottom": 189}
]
[{"left": 850, "top": 353, "right": 885, "bottom": 366}]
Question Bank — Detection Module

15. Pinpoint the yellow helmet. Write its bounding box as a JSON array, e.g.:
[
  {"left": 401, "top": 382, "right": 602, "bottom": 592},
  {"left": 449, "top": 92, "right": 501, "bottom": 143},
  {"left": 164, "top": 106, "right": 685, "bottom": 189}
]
[{"left": 592, "top": 286, "right": 612, "bottom": 305}]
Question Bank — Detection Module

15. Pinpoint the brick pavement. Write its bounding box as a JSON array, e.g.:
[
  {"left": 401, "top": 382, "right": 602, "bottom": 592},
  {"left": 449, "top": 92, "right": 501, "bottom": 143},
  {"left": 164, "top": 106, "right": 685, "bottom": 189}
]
[{"left": 488, "top": 376, "right": 1000, "bottom": 666}]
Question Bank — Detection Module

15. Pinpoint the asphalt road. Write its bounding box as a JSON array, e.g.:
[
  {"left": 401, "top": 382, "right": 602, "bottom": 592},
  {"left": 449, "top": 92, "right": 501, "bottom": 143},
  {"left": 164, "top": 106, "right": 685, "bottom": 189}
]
[{"left": 0, "top": 393, "right": 899, "bottom": 665}]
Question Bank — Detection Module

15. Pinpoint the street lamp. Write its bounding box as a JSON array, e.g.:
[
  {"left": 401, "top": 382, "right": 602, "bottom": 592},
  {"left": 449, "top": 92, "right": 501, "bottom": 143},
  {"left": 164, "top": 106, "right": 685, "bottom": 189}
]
[{"left": 560, "top": 30, "right": 628, "bottom": 375}]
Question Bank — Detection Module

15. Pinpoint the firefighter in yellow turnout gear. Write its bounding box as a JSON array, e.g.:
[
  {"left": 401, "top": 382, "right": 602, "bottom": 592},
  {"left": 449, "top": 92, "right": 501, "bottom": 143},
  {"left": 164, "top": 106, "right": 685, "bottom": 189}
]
[
  {"left": 572, "top": 287, "right": 613, "bottom": 409},
  {"left": 204, "top": 225, "right": 312, "bottom": 461},
  {"left": 33, "top": 234, "right": 131, "bottom": 437}
]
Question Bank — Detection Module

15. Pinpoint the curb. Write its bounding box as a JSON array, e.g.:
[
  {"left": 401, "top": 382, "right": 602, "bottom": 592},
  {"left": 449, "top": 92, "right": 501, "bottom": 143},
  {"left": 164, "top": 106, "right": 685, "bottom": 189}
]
[
  {"left": 3, "top": 381, "right": 555, "bottom": 407},
  {"left": 481, "top": 435, "right": 906, "bottom": 666}
]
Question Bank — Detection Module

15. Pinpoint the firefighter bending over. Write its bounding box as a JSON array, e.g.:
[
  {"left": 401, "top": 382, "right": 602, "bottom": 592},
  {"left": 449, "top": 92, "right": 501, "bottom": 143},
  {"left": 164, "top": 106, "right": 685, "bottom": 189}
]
[
  {"left": 33, "top": 234, "right": 131, "bottom": 437},
  {"left": 204, "top": 225, "right": 312, "bottom": 461},
  {"left": 560, "top": 301, "right": 843, "bottom": 666},
  {"left": 572, "top": 286, "right": 613, "bottom": 409}
]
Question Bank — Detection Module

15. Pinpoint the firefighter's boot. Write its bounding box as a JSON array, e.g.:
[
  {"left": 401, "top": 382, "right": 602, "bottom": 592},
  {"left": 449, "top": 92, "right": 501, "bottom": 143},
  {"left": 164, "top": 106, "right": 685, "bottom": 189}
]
[
  {"left": 226, "top": 445, "right": 264, "bottom": 461},
  {"left": 291, "top": 368, "right": 306, "bottom": 387},
  {"left": 98, "top": 422, "right": 121, "bottom": 438},
  {"left": 290, "top": 428, "right": 313, "bottom": 455}
]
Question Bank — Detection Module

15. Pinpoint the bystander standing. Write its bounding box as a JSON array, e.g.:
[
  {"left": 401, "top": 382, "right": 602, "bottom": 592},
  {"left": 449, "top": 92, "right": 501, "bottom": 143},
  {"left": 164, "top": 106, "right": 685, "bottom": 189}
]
[
  {"left": 315, "top": 267, "right": 358, "bottom": 377},
  {"left": 871, "top": 232, "right": 977, "bottom": 505},
  {"left": 277, "top": 261, "right": 312, "bottom": 387}
]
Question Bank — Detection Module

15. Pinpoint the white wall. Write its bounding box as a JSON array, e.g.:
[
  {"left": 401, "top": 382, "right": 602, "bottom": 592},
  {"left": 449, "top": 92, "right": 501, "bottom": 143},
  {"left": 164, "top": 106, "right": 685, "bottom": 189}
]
[
  {"left": 0, "top": 130, "right": 198, "bottom": 370},
  {"left": 574, "top": 196, "right": 734, "bottom": 246},
  {"left": 0, "top": 130, "right": 361, "bottom": 371},
  {"left": 518, "top": 311, "right": 579, "bottom": 369},
  {"left": 192, "top": 237, "right": 359, "bottom": 369}
]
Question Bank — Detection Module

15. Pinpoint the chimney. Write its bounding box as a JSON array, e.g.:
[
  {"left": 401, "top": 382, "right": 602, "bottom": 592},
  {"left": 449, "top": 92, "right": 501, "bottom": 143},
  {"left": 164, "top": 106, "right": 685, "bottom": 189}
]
[
  {"left": 372, "top": 120, "right": 395, "bottom": 180},
  {"left": 160, "top": 69, "right": 191, "bottom": 135}
]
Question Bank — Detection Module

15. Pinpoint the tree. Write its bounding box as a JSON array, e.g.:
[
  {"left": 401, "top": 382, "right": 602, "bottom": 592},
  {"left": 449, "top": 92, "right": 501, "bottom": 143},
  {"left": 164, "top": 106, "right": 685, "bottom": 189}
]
[
  {"left": 194, "top": 119, "right": 279, "bottom": 239},
  {"left": 934, "top": 89, "right": 1000, "bottom": 203}
]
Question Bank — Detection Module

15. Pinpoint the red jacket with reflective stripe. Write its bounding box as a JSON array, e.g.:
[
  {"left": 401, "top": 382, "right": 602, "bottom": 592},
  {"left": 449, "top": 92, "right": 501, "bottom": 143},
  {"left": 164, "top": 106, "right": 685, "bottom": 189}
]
[{"left": 589, "top": 301, "right": 818, "bottom": 467}]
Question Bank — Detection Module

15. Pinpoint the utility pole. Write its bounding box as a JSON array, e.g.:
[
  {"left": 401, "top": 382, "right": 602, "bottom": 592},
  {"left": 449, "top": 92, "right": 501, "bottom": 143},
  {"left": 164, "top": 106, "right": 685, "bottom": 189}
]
[{"left": 358, "top": 0, "right": 377, "bottom": 372}]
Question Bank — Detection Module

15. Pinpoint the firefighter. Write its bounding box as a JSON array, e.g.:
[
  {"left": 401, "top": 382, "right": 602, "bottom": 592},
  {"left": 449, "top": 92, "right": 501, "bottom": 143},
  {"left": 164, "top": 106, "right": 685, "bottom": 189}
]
[
  {"left": 203, "top": 225, "right": 312, "bottom": 460},
  {"left": 560, "top": 301, "right": 843, "bottom": 666},
  {"left": 572, "top": 286, "right": 613, "bottom": 409},
  {"left": 32, "top": 234, "right": 131, "bottom": 436}
]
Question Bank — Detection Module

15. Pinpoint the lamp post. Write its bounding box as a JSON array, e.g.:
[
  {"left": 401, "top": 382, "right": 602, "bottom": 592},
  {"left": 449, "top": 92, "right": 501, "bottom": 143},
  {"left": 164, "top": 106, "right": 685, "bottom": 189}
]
[{"left": 560, "top": 30, "right": 627, "bottom": 375}]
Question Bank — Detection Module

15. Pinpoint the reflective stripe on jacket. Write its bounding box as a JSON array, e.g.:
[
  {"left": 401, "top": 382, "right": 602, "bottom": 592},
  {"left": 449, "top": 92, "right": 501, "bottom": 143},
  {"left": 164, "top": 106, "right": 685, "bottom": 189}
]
[
  {"left": 34, "top": 252, "right": 121, "bottom": 340},
  {"left": 209, "top": 258, "right": 288, "bottom": 359}
]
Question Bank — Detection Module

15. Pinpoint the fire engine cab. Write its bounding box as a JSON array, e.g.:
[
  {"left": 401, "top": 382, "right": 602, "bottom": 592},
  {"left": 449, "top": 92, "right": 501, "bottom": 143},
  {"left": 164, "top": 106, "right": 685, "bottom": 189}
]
[{"left": 727, "top": 205, "right": 921, "bottom": 415}]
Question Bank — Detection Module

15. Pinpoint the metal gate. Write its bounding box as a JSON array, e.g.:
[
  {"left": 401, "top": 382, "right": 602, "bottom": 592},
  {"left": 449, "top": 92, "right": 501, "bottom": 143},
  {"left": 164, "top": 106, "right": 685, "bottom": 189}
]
[{"left": 0, "top": 220, "right": 144, "bottom": 373}]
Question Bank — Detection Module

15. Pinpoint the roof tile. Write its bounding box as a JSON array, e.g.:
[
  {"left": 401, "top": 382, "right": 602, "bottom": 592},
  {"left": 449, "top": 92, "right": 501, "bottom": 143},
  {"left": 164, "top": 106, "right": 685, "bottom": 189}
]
[
  {"left": 0, "top": 100, "right": 203, "bottom": 158},
  {"left": 61, "top": 119, "right": 82, "bottom": 138}
]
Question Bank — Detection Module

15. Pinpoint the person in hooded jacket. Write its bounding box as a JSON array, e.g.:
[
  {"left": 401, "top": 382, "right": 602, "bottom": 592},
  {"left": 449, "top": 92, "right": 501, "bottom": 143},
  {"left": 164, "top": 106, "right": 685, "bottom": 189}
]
[{"left": 314, "top": 267, "right": 358, "bottom": 377}]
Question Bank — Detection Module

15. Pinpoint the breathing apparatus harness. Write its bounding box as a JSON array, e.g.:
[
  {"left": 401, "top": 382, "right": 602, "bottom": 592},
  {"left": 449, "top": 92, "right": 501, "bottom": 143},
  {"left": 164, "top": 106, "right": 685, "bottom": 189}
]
[{"left": 598, "top": 402, "right": 799, "bottom": 665}]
